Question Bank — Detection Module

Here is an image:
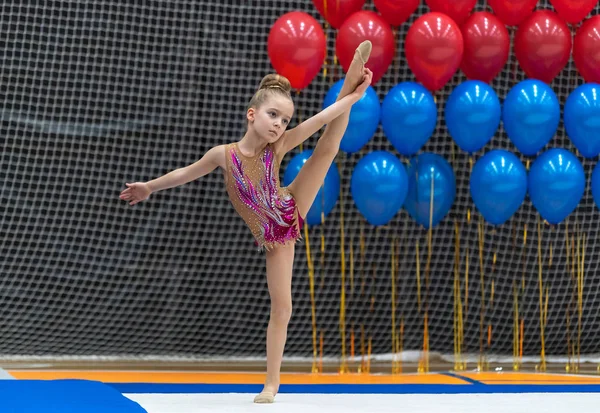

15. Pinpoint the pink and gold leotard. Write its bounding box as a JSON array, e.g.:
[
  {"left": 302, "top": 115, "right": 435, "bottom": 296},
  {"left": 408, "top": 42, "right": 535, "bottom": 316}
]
[{"left": 224, "top": 142, "right": 303, "bottom": 251}]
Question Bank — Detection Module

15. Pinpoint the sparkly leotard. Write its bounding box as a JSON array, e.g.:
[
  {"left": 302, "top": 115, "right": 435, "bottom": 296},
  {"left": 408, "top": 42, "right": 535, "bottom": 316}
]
[{"left": 224, "top": 142, "right": 304, "bottom": 251}]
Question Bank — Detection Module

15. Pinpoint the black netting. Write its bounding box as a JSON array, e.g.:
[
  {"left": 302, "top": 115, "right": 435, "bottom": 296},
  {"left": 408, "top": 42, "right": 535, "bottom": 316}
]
[{"left": 1, "top": 1, "right": 599, "bottom": 361}]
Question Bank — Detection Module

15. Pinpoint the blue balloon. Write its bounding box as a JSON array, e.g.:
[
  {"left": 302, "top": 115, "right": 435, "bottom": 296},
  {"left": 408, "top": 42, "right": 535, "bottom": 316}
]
[
  {"left": 323, "top": 78, "right": 381, "bottom": 153},
  {"left": 381, "top": 82, "right": 437, "bottom": 155},
  {"left": 446, "top": 80, "right": 501, "bottom": 153},
  {"left": 528, "top": 148, "right": 585, "bottom": 225},
  {"left": 404, "top": 153, "right": 456, "bottom": 228},
  {"left": 502, "top": 79, "right": 560, "bottom": 156},
  {"left": 283, "top": 149, "right": 340, "bottom": 226},
  {"left": 351, "top": 151, "right": 408, "bottom": 226},
  {"left": 470, "top": 150, "right": 527, "bottom": 225},
  {"left": 592, "top": 162, "right": 600, "bottom": 211},
  {"left": 565, "top": 83, "right": 600, "bottom": 158}
]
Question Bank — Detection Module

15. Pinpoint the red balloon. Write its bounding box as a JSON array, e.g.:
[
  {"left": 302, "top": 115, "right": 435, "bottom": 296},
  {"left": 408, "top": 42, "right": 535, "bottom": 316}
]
[
  {"left": 425, "top": 0, "right": 477, "bottom": 25},
  {"left": 373, "top": 0, "right": 419, "bottom": 26},
  {"left": 460, "top": 12, "right": 510, "bottom": 83},
  {"left": 551, "top": 0, "right": 596, "bottom": 24},
  {"left": 574, "top": 16, "right": 600, "bottom": 83},
  {"left": 267, "top": 12, "right": 326, "bottom": 90},
  {"left": 312, "top": 0, "right": 366, "bottom": 29},
  {"left": 488, "top": 0, "right": 538, "bottom": 26},
  {"left": 405, "top": 12, "right": 464, "bottom": 91},
  {"left": 515, "top": 10, "right": 571, "bottom": 83},
  {"left": 336, "top": 11, "right": 395, "bottom": 84}
]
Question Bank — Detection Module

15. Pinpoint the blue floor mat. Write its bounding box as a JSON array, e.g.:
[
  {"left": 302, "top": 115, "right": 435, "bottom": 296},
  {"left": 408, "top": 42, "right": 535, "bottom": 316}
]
[{"left": 0, "top": 379, "right": 147, "bottom": 413}]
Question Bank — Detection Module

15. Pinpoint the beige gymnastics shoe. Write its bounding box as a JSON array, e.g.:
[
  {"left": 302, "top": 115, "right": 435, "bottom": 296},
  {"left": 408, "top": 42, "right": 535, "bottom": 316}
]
[
  {"left": 354, "top": 40, "right": 372, "bottom": 66},
  {"left": 253, "top": 391, "right": 275, "bottom": 403}
]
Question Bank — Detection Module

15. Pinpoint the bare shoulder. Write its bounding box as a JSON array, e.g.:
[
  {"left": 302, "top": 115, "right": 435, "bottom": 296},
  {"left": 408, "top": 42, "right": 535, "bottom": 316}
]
[{"left": 209, "top": 144, "right": 228, "bottom": 170}]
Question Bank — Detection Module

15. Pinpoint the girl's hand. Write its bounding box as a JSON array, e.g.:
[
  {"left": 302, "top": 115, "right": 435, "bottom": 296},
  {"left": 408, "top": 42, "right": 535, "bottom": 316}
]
[
  {"left": 352, "top": 68, "right": 373, "bottom": 101},
  {"left": 119, "top": 182, "right": 151, "bottom": 206}
]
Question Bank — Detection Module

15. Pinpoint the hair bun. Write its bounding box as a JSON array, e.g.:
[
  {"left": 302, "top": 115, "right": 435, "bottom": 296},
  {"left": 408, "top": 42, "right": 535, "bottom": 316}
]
[{"left": 259, "top": 74, "right": 292, "bottom": 94}]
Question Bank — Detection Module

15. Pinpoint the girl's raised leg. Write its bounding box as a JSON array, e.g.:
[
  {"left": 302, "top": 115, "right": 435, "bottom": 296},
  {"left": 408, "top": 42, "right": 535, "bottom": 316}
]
[{"left": 289, "top": 41, "right": 372, "bottom": 218}]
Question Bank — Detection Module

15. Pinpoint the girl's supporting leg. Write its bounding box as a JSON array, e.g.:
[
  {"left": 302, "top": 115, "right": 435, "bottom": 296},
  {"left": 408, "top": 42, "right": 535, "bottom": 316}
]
[
  {"left": 254, "top": 242, "right": 296, "bottom": 403},
  {"left": 288, "top": 41, "right": 372, "bottom": 218}
]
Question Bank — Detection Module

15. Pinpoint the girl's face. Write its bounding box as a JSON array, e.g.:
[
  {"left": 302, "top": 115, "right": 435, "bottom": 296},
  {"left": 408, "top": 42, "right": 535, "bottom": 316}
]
[{"left": 247, "top": 95, "right": 294, "bottom": 143}]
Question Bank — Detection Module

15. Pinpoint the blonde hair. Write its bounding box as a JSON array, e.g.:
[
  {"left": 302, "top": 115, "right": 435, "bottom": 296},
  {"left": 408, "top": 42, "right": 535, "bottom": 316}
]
[{"left": 247, "top": 74, "right": 293, "bottom": 110}]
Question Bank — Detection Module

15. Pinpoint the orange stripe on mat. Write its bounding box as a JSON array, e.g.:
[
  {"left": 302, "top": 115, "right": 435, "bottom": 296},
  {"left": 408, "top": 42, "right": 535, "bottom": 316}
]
[
  {"left": 11, "top": 371, "right": 599, "bottom": 385},
  {"left": 7, "top": 371, "right": 468, "bottom": 385}
]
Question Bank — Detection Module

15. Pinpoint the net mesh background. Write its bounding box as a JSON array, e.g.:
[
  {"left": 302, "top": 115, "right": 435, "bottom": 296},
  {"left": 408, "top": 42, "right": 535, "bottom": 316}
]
[{"left": 1, "top": 1, "right": 599, "bottom": 359}]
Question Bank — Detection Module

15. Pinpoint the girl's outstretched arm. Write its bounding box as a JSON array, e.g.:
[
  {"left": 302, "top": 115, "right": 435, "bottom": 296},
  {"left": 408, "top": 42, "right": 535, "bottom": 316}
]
[
  {"left": 120, "top": 144, "right": 226, "bottom": 205},
  {"left": 275, "top": 70, "right": 372, "bottom": 156}
]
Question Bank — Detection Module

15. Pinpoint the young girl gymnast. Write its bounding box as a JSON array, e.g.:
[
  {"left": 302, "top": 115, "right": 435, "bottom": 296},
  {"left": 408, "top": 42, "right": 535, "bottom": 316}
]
[{"left": 119, "top": 40, "right": 372, "bottom": 403}]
